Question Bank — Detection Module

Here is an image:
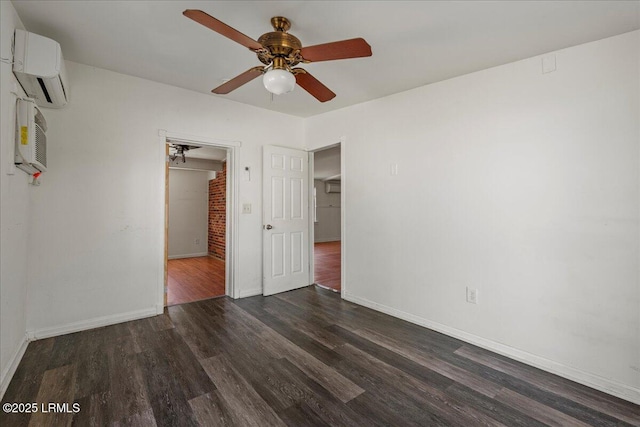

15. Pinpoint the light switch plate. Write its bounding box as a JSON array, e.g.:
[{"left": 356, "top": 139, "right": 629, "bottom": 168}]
[
  {"left": 242, "top": 203, "right": 251, "bottom": 214},
  {"left": 466, "top": 287, "right": 478, "bottom": 304}
]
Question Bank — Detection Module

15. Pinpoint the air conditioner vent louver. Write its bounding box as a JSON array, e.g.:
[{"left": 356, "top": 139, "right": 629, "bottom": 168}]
[
  {"left": 35, "top": 123, "right": 46, "bottom": 167},
  {"left": 37, "top": 77, "right": 52, "bottom": 104}
]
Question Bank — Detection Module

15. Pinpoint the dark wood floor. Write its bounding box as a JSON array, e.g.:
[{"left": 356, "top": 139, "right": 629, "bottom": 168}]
[
  {"left": 314, "top": 241, "right": 341, "bottom": 291},
  {"left": 2, "top": 286, "right": 638, "bottom": 427},
  {"left": 167, "top": 256, "right": 225, "bottom": 306}
]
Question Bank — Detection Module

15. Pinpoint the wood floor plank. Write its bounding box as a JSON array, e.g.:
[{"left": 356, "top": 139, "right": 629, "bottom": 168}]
[
  {"left": 166, "top": 304, "right": 221, "bottom": 360},
  {"left": 149, "top": 329, "right": 216, "bottom": 400},
  {"left": 189, "top": 391, "right": 237, "bottom": 427},
  {"left": 74, "top": 347, "right": 109, "bottom": 400},
  {"left": 28, "top": 364, "right": 76, "bottom": 427},
  {"left": 46, "top": 334, "right": 81, "bottom": 370},
  {"left": 269, "top": 358, "right": 365, "bottom": 427},
  {"left": 112, "top": 409, "right": 158, "bottom": 427},
  {"left": 136, "top": 347, "right": 198, "bottom": 427},
  {"left": 264, "top": 303, "right": 345, "bottom": 350},
  {"left": 71, "top": 391, "right": 110, "bottom": 427},
  {"left": 278, "top": 401, "right": 329, "bottom": 427},
  {"left": 200, "top": 355, "right": 286, "bottom": 427},
  {"left": 445, "top": 383, "right": 548, "bottom": 427},
  {"left": 106, "top": 337, "right": 153, "bottom": 422},
  {"left": 496, "top": 387, "right": 593, "bottom": 427}
]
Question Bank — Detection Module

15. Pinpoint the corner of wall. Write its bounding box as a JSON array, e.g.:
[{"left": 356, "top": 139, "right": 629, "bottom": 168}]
[{"left": 0, "top": 334, "right": 28, "bottom": 401}]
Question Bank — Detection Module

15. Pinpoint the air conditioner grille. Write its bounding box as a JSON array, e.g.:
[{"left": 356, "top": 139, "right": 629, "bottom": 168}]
[{"left": 35, "top": 123, "right": 46, "bottom": 168}]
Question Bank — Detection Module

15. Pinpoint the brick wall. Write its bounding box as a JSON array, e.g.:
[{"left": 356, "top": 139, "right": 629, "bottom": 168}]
[{"left": 208, "top": 162, "right": 226, "bottom": 260}]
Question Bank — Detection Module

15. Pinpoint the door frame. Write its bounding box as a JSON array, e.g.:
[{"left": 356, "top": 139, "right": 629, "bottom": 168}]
[
  {"left": 307, "top": 137, "right": 346, "bottom": 297},
  {"left": 158, "top": 130, "right": 242, "bottom": 309}
]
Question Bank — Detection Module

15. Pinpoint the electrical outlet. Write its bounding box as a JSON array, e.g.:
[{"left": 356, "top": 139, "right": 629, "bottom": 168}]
[
  {"left": 466, "top": 287, "right": 478, "bottom": 304},
  {"left": 195, "top": 238, "right": 200, "bottom": 245}
]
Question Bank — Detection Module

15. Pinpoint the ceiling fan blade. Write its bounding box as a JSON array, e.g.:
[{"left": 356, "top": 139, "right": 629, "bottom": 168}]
[
  {"left": 294, "top": 71, "right": 336, "bottom": 102},
  {"left": 212, "top": 67, "right": 264, "bottom": 94},
  {"left": 300, "top": 38, "right": 372, "bottom": 62},
  {"left": 183, "top": 9, "right": 263, "bottom": 51}
]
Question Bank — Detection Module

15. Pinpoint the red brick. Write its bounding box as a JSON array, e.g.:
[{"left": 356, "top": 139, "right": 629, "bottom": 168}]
[{"left": 208, "top": 162, "right": 226, "bottom": 260}]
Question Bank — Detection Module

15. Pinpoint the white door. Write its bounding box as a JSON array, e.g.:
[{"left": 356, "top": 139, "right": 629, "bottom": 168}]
[{"left": 263, "top": 145, "right": 310, "bottom": 296}]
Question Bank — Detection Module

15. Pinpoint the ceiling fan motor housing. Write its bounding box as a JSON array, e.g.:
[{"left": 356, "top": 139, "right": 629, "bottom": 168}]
[{"left": 257, "top": 17, "right": 302, "bottom": 66}]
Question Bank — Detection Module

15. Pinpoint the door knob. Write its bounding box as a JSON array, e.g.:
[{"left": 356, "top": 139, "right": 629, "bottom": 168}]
[{"left": 265, "top": 224, "right": 273, "bottom": 230}]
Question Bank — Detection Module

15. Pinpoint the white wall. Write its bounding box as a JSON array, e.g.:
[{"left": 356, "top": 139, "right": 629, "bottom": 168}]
[
  {"left": 305, "top": 31, "right": 640, "bottom": 402},
  {"left": 168, "top": 169, "right": 210, "bottom": 258},
  {"left": 0, "top": 0, "right": 30, "bottom": 397},
  {"left": 314, "top": 179, "right": 341, "bottom": 242},
  {"left": 25, "top": 60, "right": 304, "bottom": 335}
]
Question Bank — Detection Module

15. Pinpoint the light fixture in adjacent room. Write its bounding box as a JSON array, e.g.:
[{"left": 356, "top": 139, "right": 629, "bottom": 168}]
[{"left": 169, "top": 144, "right": 199, "bottom": 164}]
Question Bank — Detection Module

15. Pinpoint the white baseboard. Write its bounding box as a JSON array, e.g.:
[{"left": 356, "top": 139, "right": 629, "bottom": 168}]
[
  {"left": 168, "top": 252, "right": 209, "bottom": 260},
  {"left": 343, "top": 292, "right": 640, "bottom": 405},
  {"left": 314, "top": 238, "right": 341, "bottom": 243},
  {"left": 26, "top": 307, "right": 159, "bottom": 341},
  {"left": 238, "top": 288, "right": 262, "bottom": 298},
  {"left": 0, "top": 334, "right": 29, "bottom": 401}
]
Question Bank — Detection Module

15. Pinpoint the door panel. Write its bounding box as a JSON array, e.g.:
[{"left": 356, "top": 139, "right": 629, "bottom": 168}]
[
  {"left": 291, "top": 231, "right": 303, "bottom": 274},
  {"left": 263, "top": 145, "right": 309, "bottom": 296},
  {"left": 271, "top": 233, "right": 285, "bottom": 278}
]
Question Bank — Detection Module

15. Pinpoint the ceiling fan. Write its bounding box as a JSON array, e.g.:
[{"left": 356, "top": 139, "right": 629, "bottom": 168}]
[
  {"left": 183, "top": 10, "right": 372, "bottom": 102},
  {"left": 169, "top": 143, "right": 199, "bottom": 163}
]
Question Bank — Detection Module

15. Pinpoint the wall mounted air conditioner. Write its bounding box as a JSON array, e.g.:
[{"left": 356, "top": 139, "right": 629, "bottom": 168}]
[
  {"left": 325, "top": 181, "right": 341, "bottom": 193},
  {"left": 15, "top": 98, "right": 47, "bottom": 174},
  {"left": 13, "top": 29, "right": 69, "bottom": 109}
]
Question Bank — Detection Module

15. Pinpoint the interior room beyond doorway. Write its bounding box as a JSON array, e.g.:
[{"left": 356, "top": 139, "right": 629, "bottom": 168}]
[
  {"left": 313, "top": 145, "right": 341, "bottom": 292},
  {"left": 166, "top": 143, "right": 228, "bottom": 306}
]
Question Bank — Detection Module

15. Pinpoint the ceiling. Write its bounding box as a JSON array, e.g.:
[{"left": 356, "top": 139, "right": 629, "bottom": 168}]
[
  {"left": 176, "top": 145, "right": 227, "bottom": 161},
  {"left": 12, "top": 1, "right": 640, "bottom": 118},
  {"left": 314, "top": 145, "right": 340, "bottom": 180}
]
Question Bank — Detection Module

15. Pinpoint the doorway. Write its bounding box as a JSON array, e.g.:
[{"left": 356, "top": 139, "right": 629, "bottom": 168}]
[
  {"left": 311, "top": 144, "right": 342, "bottom": 292},
  {"left": 164, "top": 141, "right": 230, "bottom": 306}
]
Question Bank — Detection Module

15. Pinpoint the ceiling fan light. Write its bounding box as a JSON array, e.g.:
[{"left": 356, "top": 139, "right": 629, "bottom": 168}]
[{"left": 263, "top": 69, "right": 295, "bottom": 95}]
